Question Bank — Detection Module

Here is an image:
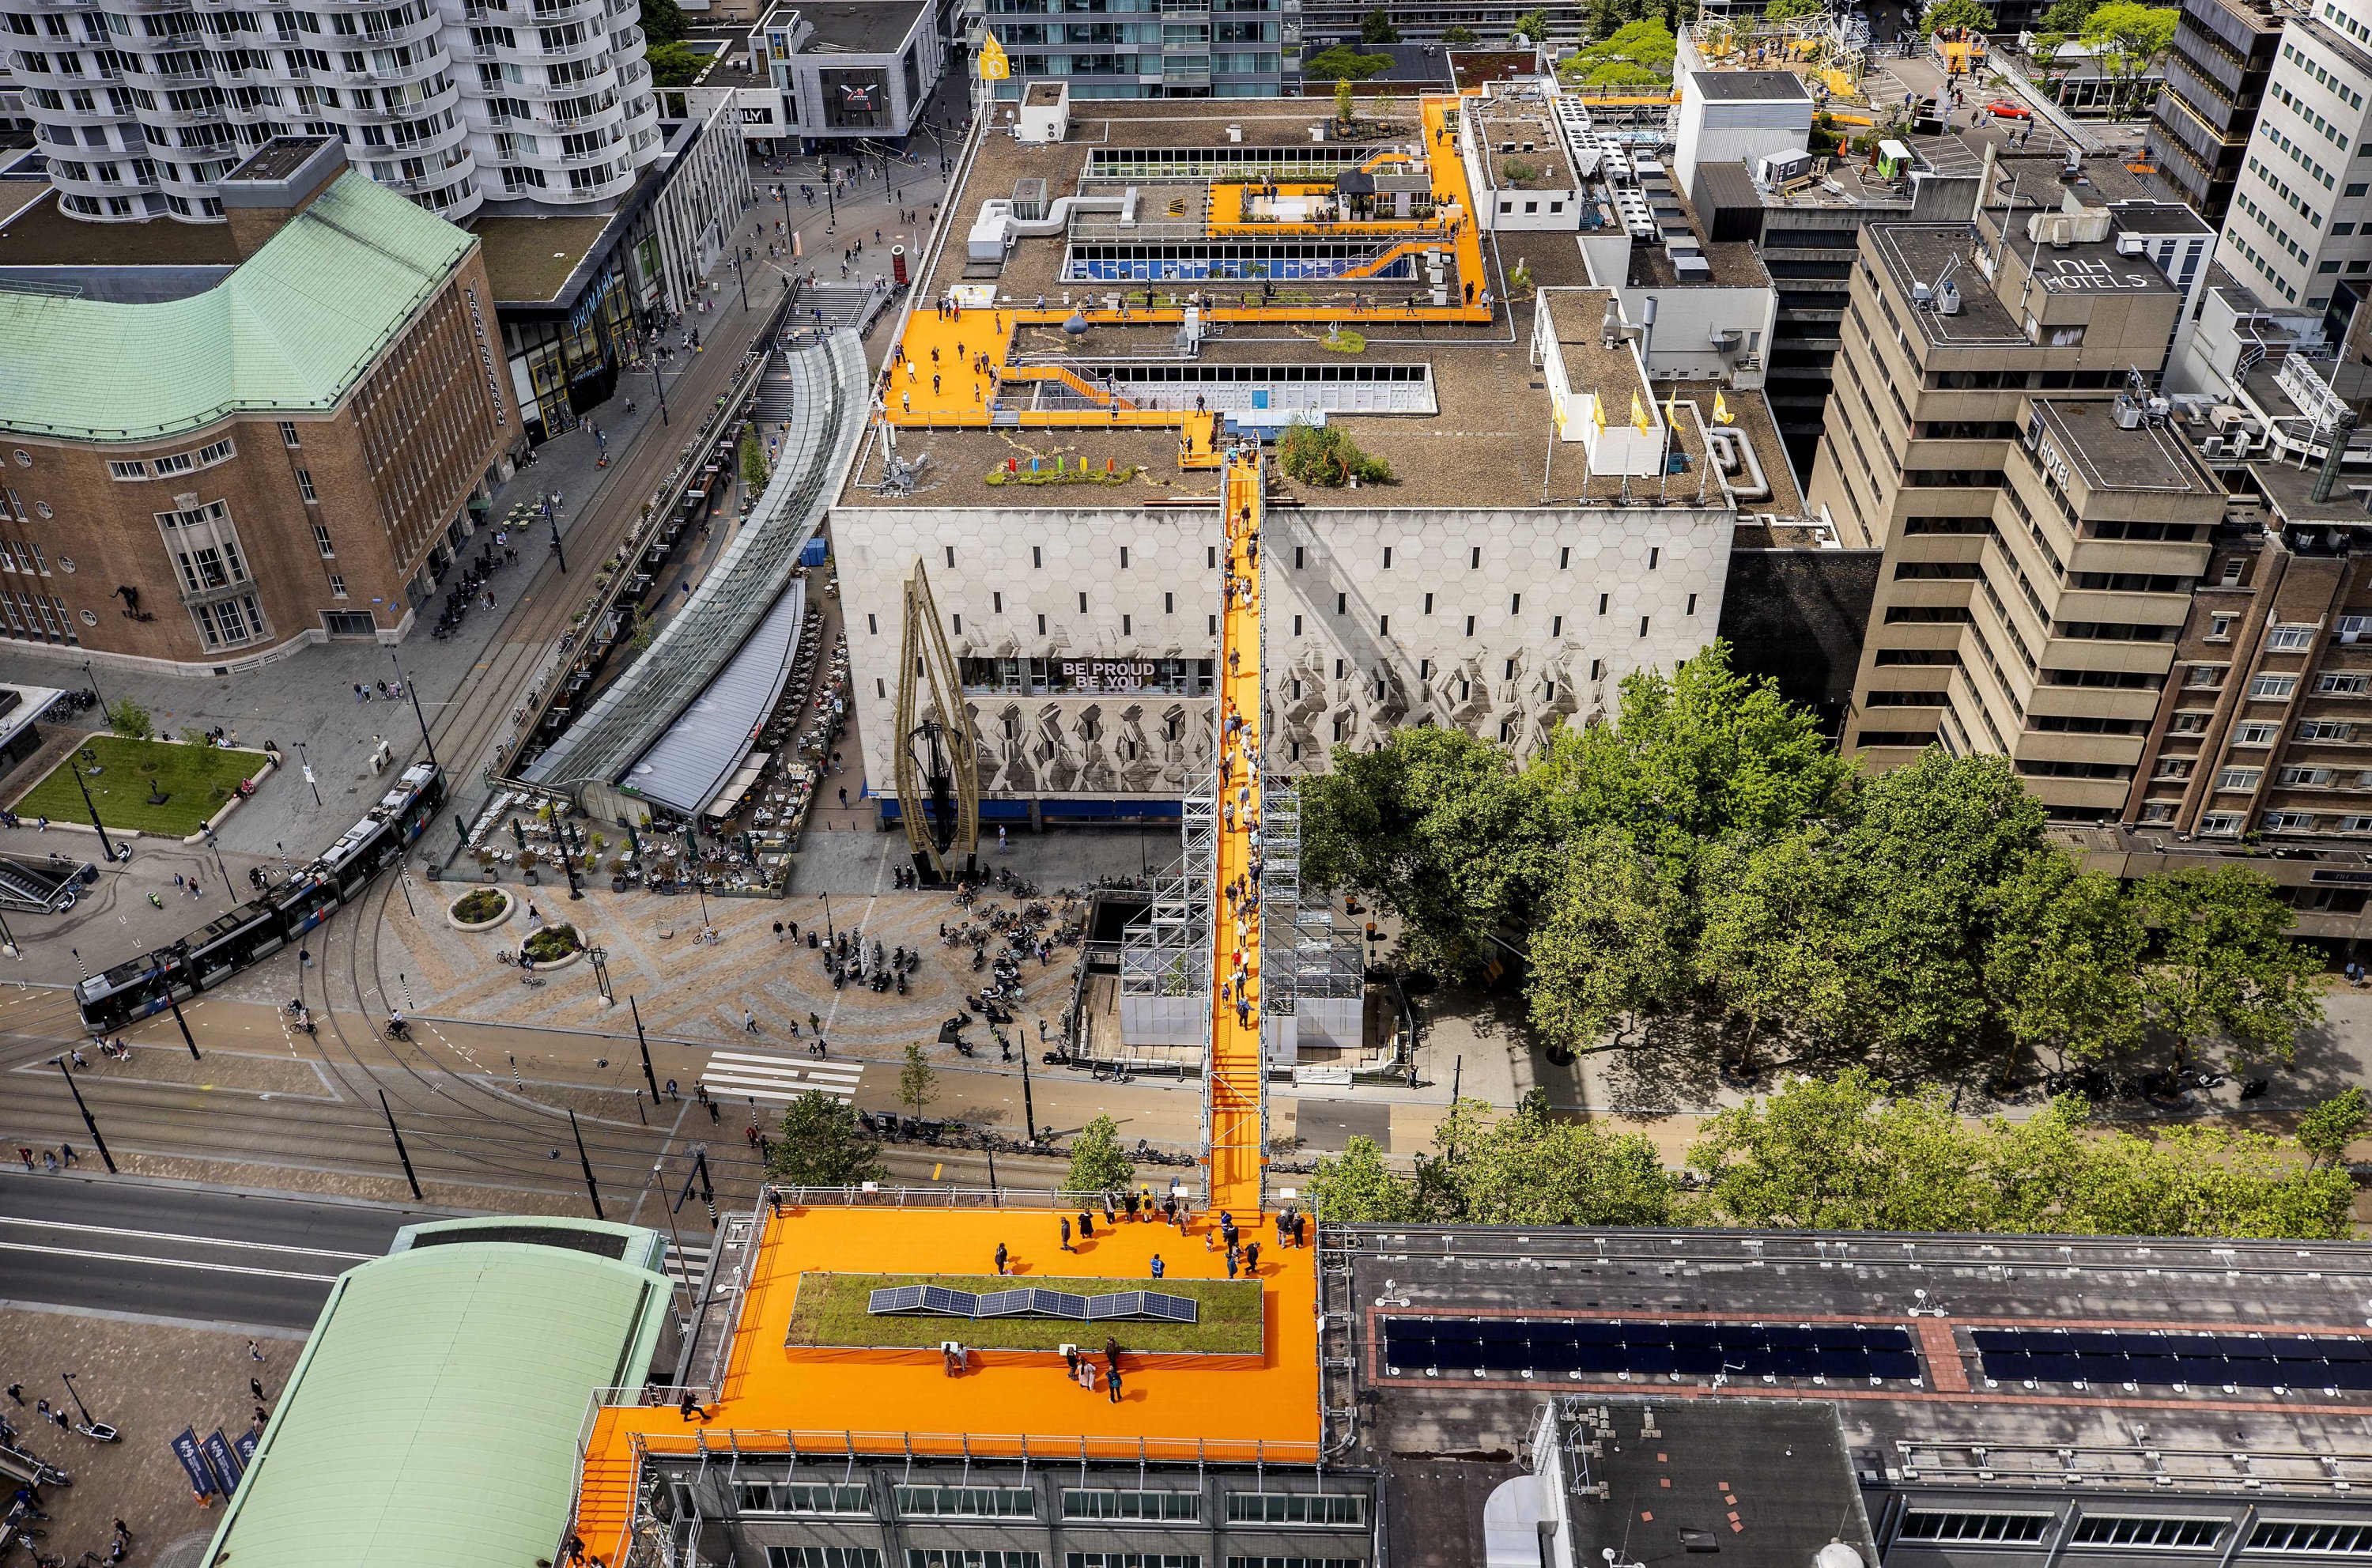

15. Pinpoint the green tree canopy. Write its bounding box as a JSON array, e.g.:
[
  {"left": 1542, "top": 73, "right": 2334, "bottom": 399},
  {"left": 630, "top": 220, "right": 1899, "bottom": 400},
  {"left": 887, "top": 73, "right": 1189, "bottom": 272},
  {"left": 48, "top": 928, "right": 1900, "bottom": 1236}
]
[
  {"left": 1558, "top": 17, "right": 1676, "bottom": 80},
  {"left": 1309, "top": 1074, "right": 2350, "bottom": 1240},
  {"left": 1686, "top": 1071, "right": 2354, "bottom": 1238},
  {"left": 1308, "top": 1135, "right": 1421, "bottom": 1221},
  {"left": 897, "top": 1041, "right": 939, "bottom": 1120},
  {"left": 1510, "top": 6, "right": 1551, "bottom": 40},
  {"left": 640, "top": 0, "right": 687, "bottom": 44},
  {"left": 1921, "top": 0, "right": 1995, "bottom": 32},
  {"left": 2079, "top": 2, "right": 2177, "bottom": 111},
  {"left": 1066, "top": 1113, "right": 1136, "bottom": 1195},
  {"left": 645, "top": 40, "right": 704, "bottom": 86},
  {"left": 1302, "top": 43, "right": 1394, "bottom": 79},
  {"left": 1762, "top": 0, "right": 1822, "bottom": 19},
  {"left": 2135, "top": 866, "right": 2323, "bottom": 1071},
  {"left": 1427, "top": 1096, "right": 1674, "bottom": 1225},
  {"left": 1359, "top": 5, "right": 1401, "bottom": 43},
  {"left": 105, "top": 697, "right": 152, "bottom": 740},
  {"left": 766, "top": 1093, "right": 886, "bottom": 1187},
  {"left": 2298, "top": 1086, "right": 2368, "bottom": 1169},
  {"left": 1439, "top": 23, "right": 1479, "bottom": 42}
]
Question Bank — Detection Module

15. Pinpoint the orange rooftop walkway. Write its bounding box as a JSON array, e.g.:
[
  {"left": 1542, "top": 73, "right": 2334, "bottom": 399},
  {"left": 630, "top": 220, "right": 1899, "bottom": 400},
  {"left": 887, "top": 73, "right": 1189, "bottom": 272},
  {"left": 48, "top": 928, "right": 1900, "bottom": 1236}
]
[
  {"left": 562, "top": 460, "right": 1312, "bottom": 1568},
  {"left": 1209, "top": 452, "right": 1267, "bottom": 1217}
]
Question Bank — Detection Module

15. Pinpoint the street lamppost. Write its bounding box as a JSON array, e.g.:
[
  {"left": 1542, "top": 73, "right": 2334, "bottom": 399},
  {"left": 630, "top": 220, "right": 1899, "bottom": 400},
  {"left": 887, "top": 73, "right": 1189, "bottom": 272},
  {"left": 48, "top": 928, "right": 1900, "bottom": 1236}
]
[
  {"left": 296, "top": 741, "right": 321, "bottom": 807},
  {"left": 732, "top": 243, "right": 748, "bottom": 310},
  {"left": 682, "top": 824, "right": 710, "bottom": 929},
  {"left": 654, "top": 351, "right": 670, "bottom": 428},
  {"left": 560, "top": 814, "right": 584, "bottom": 901},
  {"left": 66, "top": 749, "right": 115, "bottom": 862},
  {"left": 548, "top": 506, "right": 568, "bottom": 574},
  {"left": 587, "top": 943, "right": 613, "bottom": 1003},
  {"left": 390, "top": 651, "right": 439, "bottom": 772},
  {"left": 79, "top": 659, "right": 109, "bottom": 725},
  {"left": 59, "top": 1373, "right": 101, "bottom": 1431},
  {"left": 200, "top": 823, "right": 230, "bottom": 897}
]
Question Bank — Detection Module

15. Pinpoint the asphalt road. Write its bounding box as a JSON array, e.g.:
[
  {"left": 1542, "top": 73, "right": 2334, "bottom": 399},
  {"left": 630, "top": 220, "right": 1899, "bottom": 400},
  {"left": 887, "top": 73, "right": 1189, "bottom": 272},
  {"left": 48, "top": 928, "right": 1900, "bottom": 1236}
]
[{"left": 0, "top": 1172, "right": 439, "bottom": 1328}]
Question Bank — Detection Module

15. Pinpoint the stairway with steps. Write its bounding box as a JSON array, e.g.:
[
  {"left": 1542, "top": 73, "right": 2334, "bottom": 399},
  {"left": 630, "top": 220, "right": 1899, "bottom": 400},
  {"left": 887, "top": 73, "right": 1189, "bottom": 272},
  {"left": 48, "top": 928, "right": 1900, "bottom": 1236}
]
[
  {"left": 568, "top": 1423, "right": 640, "bottom": 1567},
  {"left": 781, "top": 282, "right": 879, "bottom": 346}
]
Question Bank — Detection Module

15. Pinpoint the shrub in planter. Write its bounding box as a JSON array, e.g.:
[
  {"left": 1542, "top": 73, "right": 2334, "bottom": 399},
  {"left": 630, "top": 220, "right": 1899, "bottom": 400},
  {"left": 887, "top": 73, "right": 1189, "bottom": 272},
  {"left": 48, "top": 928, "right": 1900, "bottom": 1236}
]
[
  {"left": 523, "top": 923, "right": 583, "bottom": 964},
  {"left": 452, "top": 888, "right": 508, "bottom": 924}
]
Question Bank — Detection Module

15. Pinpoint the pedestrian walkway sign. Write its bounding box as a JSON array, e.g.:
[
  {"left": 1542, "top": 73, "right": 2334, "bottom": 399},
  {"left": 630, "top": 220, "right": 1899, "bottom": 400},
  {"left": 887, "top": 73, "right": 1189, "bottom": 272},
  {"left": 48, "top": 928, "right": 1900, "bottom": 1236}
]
[{"left": 978, "top": 32, "right": 1009, "bottom": 80}]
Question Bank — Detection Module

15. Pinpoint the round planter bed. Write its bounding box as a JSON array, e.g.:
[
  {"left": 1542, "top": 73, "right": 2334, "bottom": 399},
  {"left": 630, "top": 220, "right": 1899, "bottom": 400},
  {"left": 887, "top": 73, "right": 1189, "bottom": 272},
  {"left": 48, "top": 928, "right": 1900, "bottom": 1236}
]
[
  {"left": 447, "top": 886, "right": 515, "bottom": 932},
  {"left": 518, "top": 921, "right": 587, "bottom": 972}
]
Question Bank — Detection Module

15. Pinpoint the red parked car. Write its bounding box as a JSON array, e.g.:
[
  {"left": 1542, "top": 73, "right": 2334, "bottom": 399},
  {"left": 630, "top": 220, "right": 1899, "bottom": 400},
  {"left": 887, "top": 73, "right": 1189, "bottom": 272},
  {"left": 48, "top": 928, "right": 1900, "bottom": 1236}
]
[{"left": 1985, "top": 99, "right": 2033, "bottom": 119}]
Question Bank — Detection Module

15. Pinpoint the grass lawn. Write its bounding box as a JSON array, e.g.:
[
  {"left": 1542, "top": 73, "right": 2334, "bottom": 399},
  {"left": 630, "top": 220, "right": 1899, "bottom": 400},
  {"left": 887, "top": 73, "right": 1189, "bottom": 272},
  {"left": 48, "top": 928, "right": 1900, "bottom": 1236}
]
[
  {"left": 787, "top": 1272, "right": 1264, "bottom": 1355},
  {"left": 13, "top": 736, "right": 266, "bottom": 837}
]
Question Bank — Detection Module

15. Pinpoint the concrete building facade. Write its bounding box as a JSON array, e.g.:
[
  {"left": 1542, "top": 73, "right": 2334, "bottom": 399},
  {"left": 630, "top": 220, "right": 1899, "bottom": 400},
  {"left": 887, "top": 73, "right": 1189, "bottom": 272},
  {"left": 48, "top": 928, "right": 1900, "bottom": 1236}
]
[
  {"left": 826, "top": 90, "right": 1793, "bottom": 825},
  {"left": 2219, "top": 1, "right": 2372, "bottom": 315},
  {"left": 0, "top": 141, "right": 518, "bottom": 672},
  {"left": 2144, "top": 0, "right": 2287, "bottom": 223},
  {"left": 1807, "top": 198, "right": 2227, "bottom": 820}
]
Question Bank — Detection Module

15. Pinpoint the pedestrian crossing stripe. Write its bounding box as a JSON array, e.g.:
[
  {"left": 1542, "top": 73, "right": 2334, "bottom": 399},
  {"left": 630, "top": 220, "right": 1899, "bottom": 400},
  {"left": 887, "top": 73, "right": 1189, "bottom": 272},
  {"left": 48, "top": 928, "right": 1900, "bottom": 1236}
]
[{"left": 698, "top": 1051, "right": 863, "bottom": 1105}]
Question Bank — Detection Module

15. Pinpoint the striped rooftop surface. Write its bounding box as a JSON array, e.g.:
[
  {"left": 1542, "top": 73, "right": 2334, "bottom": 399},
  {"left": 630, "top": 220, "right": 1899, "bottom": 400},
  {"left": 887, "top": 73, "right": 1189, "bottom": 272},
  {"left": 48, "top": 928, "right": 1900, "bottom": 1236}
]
[{"left": 0, "top": 171, "right": 474, "bottom": 443}]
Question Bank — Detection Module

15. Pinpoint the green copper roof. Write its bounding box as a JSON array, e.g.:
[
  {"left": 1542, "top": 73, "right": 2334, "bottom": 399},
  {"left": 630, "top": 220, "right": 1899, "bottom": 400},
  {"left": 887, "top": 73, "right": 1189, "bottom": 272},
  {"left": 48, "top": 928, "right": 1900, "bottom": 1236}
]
[
  {"left": 202, "top": 1222, "right": 671, "bottom": 1568},
  {"left": 0, "top": 173, "right": 475, "bottom": 443}
]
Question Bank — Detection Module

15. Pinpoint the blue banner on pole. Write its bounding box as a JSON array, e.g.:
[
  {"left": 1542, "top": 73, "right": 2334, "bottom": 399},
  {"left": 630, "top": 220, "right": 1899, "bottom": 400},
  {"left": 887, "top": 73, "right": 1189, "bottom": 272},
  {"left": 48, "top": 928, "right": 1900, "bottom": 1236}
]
[
  {"left": 234, "top": 1428, "right": 259, "bottom": 1465},
  {"left": 202, "top": 1430, "right": 244, "bottom": 1494},
  {"left": 169, "top": 1427, "right": 217, "bottom": 1497}
]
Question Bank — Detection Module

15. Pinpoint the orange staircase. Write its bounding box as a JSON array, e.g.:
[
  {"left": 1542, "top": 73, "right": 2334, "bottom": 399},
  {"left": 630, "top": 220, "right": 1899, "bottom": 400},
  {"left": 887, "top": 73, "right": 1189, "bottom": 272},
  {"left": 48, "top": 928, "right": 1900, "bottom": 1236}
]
[
  {"left": 999, "top": 364, "right": 1139, "bottom": 411},
  {"left": 1207, "top": 451, "right": 1267, "bottom": 1216},
  {"left": 567, "top": 1414, "right": 640, "bottom": 1567}
]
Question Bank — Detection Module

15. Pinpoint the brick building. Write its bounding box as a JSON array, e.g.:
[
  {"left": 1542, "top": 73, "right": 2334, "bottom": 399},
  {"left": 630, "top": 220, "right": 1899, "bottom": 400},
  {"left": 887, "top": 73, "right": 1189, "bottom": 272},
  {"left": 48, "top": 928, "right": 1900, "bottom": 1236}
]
[{"left": 0, "top": 137, "right": 519, "bottom": 674}]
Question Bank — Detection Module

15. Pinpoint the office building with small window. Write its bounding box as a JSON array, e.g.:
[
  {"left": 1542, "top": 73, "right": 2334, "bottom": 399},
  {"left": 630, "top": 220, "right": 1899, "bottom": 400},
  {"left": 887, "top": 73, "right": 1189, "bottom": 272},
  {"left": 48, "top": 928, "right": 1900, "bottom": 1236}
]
[
  {"left": 0, "top": 138, "right": 517, "bottom": 672},
  {"left": 2217, "top": 0, "right": 2372, "bottom": 315},
  {"left": 1805, "top": 195, "right": 2243, "bottom": 819},
  {"left": 2145, "top": 0, "right": 2287, "bottom": 223},
  {"left": 2115, "top": 456, "right": 2372, "bottom": 849}
]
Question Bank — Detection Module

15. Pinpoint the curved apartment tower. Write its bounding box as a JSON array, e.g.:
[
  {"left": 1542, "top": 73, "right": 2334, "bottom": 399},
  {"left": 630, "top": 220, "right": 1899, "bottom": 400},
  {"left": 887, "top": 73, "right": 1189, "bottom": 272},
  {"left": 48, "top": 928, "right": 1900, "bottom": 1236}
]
[{"left": 0, "top": 0, "right": 659, "bottom": 222}]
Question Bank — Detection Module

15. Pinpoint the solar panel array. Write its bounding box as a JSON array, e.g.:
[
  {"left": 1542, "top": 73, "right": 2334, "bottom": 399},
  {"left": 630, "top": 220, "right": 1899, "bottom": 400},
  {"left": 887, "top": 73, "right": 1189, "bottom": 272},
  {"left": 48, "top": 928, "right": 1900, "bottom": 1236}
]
[
  {"left": 1381, "top": 1317, "right": 1921, "bottom": 1381},
  {"left": 867, "top": 1286, "right": 1198, "bottom": 1324},
  {"left": 1973, "top": 1329, "right": 2372, "bottom": 1389}
]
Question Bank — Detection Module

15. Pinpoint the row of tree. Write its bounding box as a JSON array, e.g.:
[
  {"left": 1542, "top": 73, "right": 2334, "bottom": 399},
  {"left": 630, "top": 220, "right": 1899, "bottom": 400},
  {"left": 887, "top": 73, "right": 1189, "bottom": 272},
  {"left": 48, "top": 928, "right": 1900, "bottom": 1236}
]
[
  {"left": 1301, "top": 643, "right": 2325, "bottom": 1088},
  {"left": 1308, "top": 1075, "right": 2366, "bottom": 1240}
]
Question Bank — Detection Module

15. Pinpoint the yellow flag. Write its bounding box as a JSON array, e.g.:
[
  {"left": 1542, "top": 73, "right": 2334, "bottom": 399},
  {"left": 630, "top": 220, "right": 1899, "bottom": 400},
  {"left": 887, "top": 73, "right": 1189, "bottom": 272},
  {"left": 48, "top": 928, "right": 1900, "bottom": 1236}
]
[
  {"left": 1591, "top": 394, "right": 1607, "bottom": 433},
  {"left": 979, "top": 31, "right": 1010, "bottom": 80},
  {"left": 1631, "top": 391, "right": 1650, "bottom": 433},
  {"left": 1664, "top": 392, "right": 1680, "bottom": 429},
  {"left": 1713, "top": 390, "right": 1733, "bottom": 425}
]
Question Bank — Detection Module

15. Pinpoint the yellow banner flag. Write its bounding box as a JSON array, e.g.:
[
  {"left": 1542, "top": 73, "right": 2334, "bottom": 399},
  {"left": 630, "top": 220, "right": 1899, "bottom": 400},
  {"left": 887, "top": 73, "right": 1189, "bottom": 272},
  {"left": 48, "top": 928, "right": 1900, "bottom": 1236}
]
[
  {"left": 979, "top": 31, "right": 1010, "bottom": 79},
  {"left": 1713, "top": 389, "right": 1733, "bottom": 425},
  {"left": 1631, "top": 391, "right": 1650, "bottom": 433},
  {"left": 1591, "top": 393, "right": 1607, "bottom": 433}
]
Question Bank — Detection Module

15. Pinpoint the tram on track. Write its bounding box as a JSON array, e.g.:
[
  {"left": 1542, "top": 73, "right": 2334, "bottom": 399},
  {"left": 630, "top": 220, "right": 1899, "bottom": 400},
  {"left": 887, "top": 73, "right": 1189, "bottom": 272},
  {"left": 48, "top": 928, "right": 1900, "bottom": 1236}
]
[{"left": 74, "top": 762, "right": 444, "bottom": 1033}]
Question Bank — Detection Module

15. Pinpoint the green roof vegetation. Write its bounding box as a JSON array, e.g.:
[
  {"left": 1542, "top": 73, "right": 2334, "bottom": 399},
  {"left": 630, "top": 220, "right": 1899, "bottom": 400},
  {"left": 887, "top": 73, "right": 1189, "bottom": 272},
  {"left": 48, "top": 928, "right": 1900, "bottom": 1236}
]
[
  {"left": 787, "top": 1273, "right": 1265, "bottom": 1354},
  {"left": 203, "top": 1228, "right": 670, "bottom": 1568},
  {"left": 0, "top": 173, "right": 475, "bottom": 443}
]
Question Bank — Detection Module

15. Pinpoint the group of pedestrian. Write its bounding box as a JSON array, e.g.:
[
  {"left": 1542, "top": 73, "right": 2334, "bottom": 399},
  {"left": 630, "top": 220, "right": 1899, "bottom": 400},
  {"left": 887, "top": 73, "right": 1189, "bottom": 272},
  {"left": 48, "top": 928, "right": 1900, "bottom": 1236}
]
[{"left": 1062, "top": 1337, "right": 1127, "bottom": 1403}]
